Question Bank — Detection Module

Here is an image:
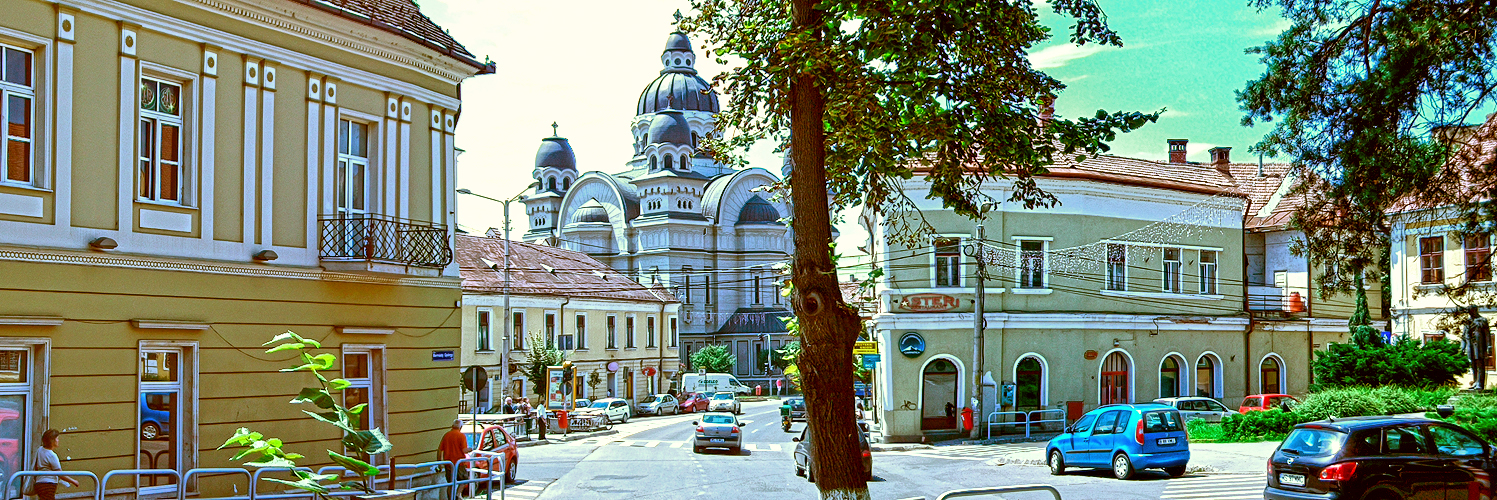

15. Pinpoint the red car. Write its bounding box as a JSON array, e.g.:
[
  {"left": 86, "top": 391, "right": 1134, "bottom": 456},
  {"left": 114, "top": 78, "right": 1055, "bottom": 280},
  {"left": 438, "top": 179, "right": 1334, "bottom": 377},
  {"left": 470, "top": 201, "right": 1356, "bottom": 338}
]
[
  {"left": 678, "top": 393, "right": 710, "bottom": 413},
  {"left": 1239, "top": 393, "right": 1299, "bottom": 413},
  {"left": 464, "top": 424, "right": 519, "bottom": 484}
]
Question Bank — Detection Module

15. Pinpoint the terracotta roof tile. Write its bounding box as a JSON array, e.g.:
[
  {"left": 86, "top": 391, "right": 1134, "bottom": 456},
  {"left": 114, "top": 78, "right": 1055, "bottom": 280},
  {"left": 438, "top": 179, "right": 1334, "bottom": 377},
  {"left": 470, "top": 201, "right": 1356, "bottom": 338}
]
[
  {"left": 1388, "top": 113, "right": 1497, "bottom": 214},
  {"left": 457, "top": 234, "right": 676, "bottom": 303},
  {"left": 296, "top": 0, "right": 487, "bottom": 70},
  {"left": 917, "top": 152, "right": 1249, "bottom": 196}
]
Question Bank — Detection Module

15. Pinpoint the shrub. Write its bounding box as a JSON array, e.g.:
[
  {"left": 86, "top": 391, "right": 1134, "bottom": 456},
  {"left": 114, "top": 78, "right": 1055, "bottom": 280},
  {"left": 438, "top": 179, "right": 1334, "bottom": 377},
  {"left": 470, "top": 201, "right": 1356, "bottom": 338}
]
[
  {"left": 1221, "top": 409, "right": 1306, "bottom": 441},
  {"left": 1295, "top": 388, "right": 1390, "bottom": 420},
  {"left": 1427, "top": 407, "right": 1497, "bottom": 443},
  {"left": 1311, "top": 336, "right": 1468, "bottom": 389},
  {"left": 1454, "top": 392, "right": 1497, "bottom": 409},
  {"left": 1185, "top": 419, "right": 1225, "bottom": 442}
]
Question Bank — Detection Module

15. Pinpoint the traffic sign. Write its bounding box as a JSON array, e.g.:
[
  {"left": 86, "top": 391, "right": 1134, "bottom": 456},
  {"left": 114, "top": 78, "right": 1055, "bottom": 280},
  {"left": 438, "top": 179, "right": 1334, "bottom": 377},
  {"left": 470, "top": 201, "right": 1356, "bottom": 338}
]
[
  {"left": 862, "top": 354, "right": 881, "bottom": 362},
  {"left": 853, "top": 341, "right": 878, "bottom": 355},
  {"left": 861, "top": 356, "right": 876, "bottom": 370}
]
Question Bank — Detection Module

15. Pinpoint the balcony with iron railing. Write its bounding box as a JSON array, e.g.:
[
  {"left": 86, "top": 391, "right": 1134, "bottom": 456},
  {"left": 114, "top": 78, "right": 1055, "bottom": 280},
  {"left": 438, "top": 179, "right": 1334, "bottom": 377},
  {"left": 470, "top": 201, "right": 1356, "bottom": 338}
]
[
  {"left": 318, "top": 214, "right": 452, "bottom": 276},
  {"left": 1247, "top": 285, "right": 1309, "bottom": 316}
]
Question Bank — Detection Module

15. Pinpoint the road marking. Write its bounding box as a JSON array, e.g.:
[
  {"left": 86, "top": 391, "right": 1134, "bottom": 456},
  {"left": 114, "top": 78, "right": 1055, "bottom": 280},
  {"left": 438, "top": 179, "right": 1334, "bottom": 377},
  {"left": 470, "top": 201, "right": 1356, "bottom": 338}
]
[
  {"left": 645, "top": 440, "right": 660, "bottom": 447},
  {"left": 769, "top": 444, "right": 781, "bottom": 452},
  {"left": 670, "top": 441, "right": 684, "bottom": 448},
  {"left": 1159, "top": 474, "right": 1265, "bottom": 500},
  {"left": 470, "top": 479, "right": 550, "bottom": 500}
]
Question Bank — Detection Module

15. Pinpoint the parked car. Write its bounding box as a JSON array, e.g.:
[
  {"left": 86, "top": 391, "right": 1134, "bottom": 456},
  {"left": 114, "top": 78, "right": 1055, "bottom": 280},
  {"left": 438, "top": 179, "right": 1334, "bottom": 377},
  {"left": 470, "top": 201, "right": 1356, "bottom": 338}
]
[
  {"left": 678, "top": 393, "right": 710, "bottom": 413},
  {"left": 576, "top": 398, "right": 631, "bottom": 423},
  {"left": 708, "top": 392, "right": 741, "bottom": 414},
  {"left": 1046, "top": 403, "right": 1189, "bottom": 479},
  {"left": 681, "top": 373, "right": 751, "bottom": 395},
  {"left": 793, "top": 424, "right": 872, "bottom": 483},
  {"left": 1266, "top": 416, "right": 1497, "bottom": 500},
  {"left": 786, "top": 397, "right": 807, "bottom": 421},
  {"left": 1240, "top": 394, "right": 1300, "bottom": 413},
  {"left": 463, "top": 424, "right": 519, "bottom": 483},
  {"left": 692, "top": 412, "right": 743, "bottom": 453},
  {"left": 637, "top": 394, "right": 679, "bottom": 416},
  {"left": 1153, "top": 396, "right": 1238, "bottom": 422},
  {"left": 545, "top": 398, "right": 590, "bottom": 412}
]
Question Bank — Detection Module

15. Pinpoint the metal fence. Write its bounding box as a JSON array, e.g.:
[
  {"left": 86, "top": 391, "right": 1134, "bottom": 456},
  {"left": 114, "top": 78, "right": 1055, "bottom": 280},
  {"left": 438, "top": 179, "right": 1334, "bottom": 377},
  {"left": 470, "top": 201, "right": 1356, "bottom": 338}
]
[
  {"left": 4, "top": 455, "right": 506, "bottom": 500},
  {"left": 986, "top": 409, "right": 1067, "bottom": 439},
  {"left": 318, "top": 214, "right": 452, "bottom": 268}
]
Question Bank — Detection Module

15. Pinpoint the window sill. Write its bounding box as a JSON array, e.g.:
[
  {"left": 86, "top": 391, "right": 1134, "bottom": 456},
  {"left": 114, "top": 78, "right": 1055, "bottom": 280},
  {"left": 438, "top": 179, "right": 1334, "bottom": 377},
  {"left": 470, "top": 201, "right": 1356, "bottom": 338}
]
[
  {"left": 1010, "top": 288, "right": 1053, "bottom": 295},
  {"left": 0, "top": 181, "right": 52, "bottom": 194},
  {"left": 625, "top": 347, "right": 637, "bottom": 350},
  {"left": 606, "top": 348, "right": 619, "bottom": 351},
  {"left": 1100, "top": 290, "right": 1225, "bottom": 301},
  {"left": 135, "top": 199, "right": 199, "bottom": 211},
  {"left": 475, "top": 350, "right": 495, "bottom": 354}
]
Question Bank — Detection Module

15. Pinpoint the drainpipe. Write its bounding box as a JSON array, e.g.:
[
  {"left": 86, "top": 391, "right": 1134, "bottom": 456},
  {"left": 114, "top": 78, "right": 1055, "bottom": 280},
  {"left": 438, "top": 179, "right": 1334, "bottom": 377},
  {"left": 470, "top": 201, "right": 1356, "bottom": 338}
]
[
  {"left": 1242, "top": 203, "right": 1252, "bottom": 398},
  {"left": 658, "top": 299, "right": 668, "bottom": 394}
]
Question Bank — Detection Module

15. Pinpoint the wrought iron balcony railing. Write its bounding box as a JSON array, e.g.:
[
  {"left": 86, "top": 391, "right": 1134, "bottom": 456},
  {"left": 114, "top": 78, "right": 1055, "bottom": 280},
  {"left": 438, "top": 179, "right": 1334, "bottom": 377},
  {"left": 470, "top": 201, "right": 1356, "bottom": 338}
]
[{"left": 318, "top": 214, "right": 452, "bottom": 268}]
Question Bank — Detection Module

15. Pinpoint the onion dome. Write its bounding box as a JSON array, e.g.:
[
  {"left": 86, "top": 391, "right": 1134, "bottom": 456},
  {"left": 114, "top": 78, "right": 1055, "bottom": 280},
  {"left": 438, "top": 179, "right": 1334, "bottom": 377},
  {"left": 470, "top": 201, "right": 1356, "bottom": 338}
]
[
  {"left": 636, "top": 30, "right": 720, "bottom": 115},
  {"left": 647, "top": 109, "right": 693, "bottom": 146},
  {"left": 535, "top": 135, "right": 576, "bottom": 171},
  {"left": 571, "top": 199, "right": 610, "bottom": 224},
  {"left": 737, "top": 195, "right": 781, "bottom": 224}
]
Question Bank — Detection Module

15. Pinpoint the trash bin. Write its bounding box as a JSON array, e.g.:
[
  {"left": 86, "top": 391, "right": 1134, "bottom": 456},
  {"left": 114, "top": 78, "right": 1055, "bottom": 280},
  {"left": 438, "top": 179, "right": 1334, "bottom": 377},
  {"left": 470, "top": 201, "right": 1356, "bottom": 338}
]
[{"left": 961, "top": 407, "right": 973, "bottom": 431}]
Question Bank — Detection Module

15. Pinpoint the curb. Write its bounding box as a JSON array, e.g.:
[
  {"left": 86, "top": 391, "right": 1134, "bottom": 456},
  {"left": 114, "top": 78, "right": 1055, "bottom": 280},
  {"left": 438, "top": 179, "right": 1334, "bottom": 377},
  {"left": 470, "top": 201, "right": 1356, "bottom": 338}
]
[
  {"left": 870, "top": 443, "right": 934, "bottom": 452},
  {"left": 515, "top": 429, "right": 619, "bottom": 447}
]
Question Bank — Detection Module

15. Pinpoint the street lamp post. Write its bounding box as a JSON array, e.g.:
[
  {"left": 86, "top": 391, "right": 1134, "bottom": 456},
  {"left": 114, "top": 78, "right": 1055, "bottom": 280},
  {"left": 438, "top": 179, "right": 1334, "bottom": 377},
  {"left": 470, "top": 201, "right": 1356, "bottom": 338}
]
[{"left": 457, "top": 187, "right": 527, "bottom": 404}]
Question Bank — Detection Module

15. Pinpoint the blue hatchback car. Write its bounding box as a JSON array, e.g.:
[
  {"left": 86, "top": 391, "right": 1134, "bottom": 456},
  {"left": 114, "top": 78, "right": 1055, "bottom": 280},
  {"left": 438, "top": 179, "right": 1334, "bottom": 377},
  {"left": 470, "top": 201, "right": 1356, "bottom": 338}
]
[{"left": 1046, "top": 403, "right": 1189, "bottom": 479}]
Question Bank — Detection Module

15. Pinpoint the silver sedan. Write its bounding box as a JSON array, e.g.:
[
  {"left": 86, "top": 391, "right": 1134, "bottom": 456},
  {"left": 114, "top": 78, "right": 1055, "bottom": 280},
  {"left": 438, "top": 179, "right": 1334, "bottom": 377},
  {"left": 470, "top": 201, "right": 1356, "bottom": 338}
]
[{"left": 692, "top": 412, "right": 743, "bottom": 453}]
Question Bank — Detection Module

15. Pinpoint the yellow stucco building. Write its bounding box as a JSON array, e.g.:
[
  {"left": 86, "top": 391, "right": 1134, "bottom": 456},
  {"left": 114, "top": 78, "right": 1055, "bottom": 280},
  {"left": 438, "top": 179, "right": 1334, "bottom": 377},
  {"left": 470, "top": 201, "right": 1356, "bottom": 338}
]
[
  {"left": 457, "top": 235, "right": 680, "bottom": 410},
  {"left": 0, "top": 0, "right": 487, "bottom": 495}
]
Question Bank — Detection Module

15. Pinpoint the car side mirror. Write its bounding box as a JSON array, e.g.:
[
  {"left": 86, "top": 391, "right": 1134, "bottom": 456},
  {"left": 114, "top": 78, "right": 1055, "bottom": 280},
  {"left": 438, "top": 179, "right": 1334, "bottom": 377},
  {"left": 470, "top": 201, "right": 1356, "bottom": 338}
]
[
  {"left": 1437, "top": 405, "right": 1455, "bottom": 418},
  {"left": 792, "top": 437, "right": 800, "bottom": 442},
  {"left": 738, "top": 422, "right": 746, "bottom": 427}
]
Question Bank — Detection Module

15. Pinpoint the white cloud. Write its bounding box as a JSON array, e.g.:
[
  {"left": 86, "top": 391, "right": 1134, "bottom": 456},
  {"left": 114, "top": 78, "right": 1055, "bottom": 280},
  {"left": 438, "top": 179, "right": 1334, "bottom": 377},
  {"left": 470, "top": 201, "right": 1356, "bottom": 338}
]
[{"left": 1028, "top": 43, "right": 1108, "bottom": 69}]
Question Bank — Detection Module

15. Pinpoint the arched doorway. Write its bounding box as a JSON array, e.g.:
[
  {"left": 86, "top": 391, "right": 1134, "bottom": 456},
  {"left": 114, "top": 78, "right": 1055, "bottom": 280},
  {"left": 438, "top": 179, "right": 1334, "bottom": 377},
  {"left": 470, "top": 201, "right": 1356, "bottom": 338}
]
[
  {"left": 1016, "top": 356, "right": 1043, "bottom": 411},
  {"left": 1100, "top": 352, "right": 1130, "bottom": 405},
  {"left": 1261, "top": 355, "right": 1283, "bottom": 394},
  {"left": 1196, "top": 355, "right": 1218, "bottom": 398},
  {"left": 1159, "top": 356, "right": 1181, "bottom": 399},
  {"left": 921, "top": 358, "right": 959, "bottom": 430}
]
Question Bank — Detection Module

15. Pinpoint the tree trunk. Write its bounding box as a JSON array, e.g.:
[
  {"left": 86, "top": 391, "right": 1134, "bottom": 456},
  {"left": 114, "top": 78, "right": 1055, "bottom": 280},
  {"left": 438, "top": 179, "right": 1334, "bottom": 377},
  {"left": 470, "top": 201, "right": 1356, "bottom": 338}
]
[{"left": 789, "top": 0, "right": 869, "bottom": 498}]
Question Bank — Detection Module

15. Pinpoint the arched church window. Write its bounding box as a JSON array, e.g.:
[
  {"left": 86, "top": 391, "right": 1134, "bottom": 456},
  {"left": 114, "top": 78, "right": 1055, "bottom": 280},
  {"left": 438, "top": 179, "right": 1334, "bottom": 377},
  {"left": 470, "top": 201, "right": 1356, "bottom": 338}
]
[
  {"left": 680, "top": 156, "right": 689, "bottom": 171},
  {"left": 692, "top": 132, "right": 699, "bottom": 148},
  {"left": 664, "top": 154, "right": 673, "bottom": 170},
  {"left": 643, "top": 133, "right": 649, "bottom": 145},
  {"left": 650, "top": 156, "right": 658, "bottom": 171},
  {"left": 563, "top": 178, "right": 571, "bottom": 190},
  {"left": 547, "top": 178, "right": 556, "bottom": 191}
]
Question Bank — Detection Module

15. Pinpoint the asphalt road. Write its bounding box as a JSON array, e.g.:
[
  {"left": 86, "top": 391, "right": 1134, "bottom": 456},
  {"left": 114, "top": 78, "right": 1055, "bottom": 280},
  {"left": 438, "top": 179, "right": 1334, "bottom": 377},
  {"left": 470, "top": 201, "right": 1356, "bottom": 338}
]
[{"left": 486, "top": 400, "right": 1267, "bottom": 500}]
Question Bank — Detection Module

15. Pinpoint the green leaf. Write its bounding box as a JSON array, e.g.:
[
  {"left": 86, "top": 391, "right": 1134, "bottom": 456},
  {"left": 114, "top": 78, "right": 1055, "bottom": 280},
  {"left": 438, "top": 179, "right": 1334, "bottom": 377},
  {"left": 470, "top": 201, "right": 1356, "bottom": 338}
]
[
  {"left": 311, "top": 354, "right": 337, "bottom": 371},
  {"left": 244, "top": 456, "right": 298, "bottom": 469},
  {"left": 217, "top": 427, "right": 254, "bottom": 450},
  {"left": 290, "top": 387, "right": 337, "bottom": 409},
  {"left": 261, "top": 477, "right": 330, "bottom": 494},
  {"left": 263, "top": 331, "right": 303, "bottom": 346},
  {"left": 264, "top": 342, "right": 305, "bottom": 354},
  {"left": 303, "top": 410, "right": 357, "bottom": 433},
  {"left": 327, "top": 450, "right": 380, "bottom": 477},
  {"left": 341, "top": 429, "right": 393, "bottom": 455},
  {"left": 346, "top": 403, "right": 367, "bottom": 415},
  {"left": 280, "top": 364, "right": 318, "bottom": 373},
  {"left": 328, "top": 379, "right": 352, "bottom": 391},
  {"left": 301, "top": 337, "right": 322, "bottom": 349}
]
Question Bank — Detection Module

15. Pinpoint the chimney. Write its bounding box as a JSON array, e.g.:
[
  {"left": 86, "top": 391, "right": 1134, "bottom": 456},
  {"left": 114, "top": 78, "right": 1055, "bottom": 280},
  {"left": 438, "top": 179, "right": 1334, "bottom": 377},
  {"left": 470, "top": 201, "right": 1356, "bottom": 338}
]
[
  {"left": 1168, "top": 139, "right": 1188, "bottom": 164},
  {"left": 1209, "top": 147, "right": 1232, "bottom": 174}
]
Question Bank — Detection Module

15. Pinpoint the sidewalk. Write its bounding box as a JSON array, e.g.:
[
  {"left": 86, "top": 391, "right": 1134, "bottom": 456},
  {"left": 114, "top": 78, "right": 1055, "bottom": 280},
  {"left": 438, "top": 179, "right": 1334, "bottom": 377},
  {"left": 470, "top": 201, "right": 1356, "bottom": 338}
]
[{"left": 981, "top": 440, "right": 1280, "bottom": 474}]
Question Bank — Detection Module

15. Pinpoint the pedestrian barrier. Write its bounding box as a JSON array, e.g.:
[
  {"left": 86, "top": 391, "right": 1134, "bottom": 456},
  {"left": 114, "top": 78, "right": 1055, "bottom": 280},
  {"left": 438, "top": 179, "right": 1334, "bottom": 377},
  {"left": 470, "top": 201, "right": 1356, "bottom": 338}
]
[
  {"left": 4, "top": 470, "right": 99, "bottom": 500},
  {"left": 249, "top": 467, "right": 317, "bottom": 500},
  {"left": 985, "top": 409, "right": 1067, "bottom": 439},
  {"left": 180, "top": 468, "right": 251, "bottom": 500},
  {"left": 897, "top": 484, "right": 1063, "bottom": 500}
]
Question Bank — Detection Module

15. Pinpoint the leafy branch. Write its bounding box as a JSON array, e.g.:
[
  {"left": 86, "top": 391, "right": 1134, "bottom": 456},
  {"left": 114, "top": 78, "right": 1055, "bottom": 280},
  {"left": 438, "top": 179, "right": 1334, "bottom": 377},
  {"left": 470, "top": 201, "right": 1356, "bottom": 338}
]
[{"left": 218, "top": 332, "right": 393, "bottom": 498}]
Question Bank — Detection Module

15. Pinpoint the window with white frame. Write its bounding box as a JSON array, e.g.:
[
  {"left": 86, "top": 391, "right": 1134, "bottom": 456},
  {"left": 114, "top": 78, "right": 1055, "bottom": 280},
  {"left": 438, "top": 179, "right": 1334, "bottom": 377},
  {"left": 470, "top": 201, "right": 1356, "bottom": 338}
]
[
  {"left": 934, "top": 237, "right": 961, "bottom": 287},
  {"left": 476, "top": 310, "right": 492, "bottom": 351},
  {"left": 138, "top": 77, "right": 188, "bottom": 203},
  {"left": 753, "top": 268, "right": 764, "bottom": 305},
  {"left": 139, "top": 348, "right": 184, "bottom": 490},
  {"left": 1163, "top": 247, "right": 1183, "bottom": 293},
  {"left": 512, "top": 311, "right": 525, "bottom": 351},
  {"left": 647, "top": 314, "right": 657, "bottom": 348},
  {"left": 1106, "top": 243, "right": 1127, "bottom": 291},
  {"left": 625, "top": 316, "right": 636, "bottom": 349},
  {"left": 1199, "top": 250, "right": 1219, "bottom": 295},
  {"left": 341, "top": 347, "right": 383, "bottom": 448},
  {"left": 336, "top": 119, "right": 371, "bottom": 218},
  {"left": 645, "top": 317, "right": 655, "bottom": 350},
  {"left": 669, "top": 316, "right": 678, "bottom": 347},
  {"left": 606, "top": 315, "right": 617, "bottom": 349},
  {"left": 545, "top": 313, "right": 557, "bottom": 348},
  {"left": 2, "top": 45, "right": 34, "bottom": 185},
  {"left": 0, "top": 347, "right": 33, "bottom": 483},
  {"left": 571, "top": 314, "right": 585, "bottom": 350},
  {"left": 1018, "top": 239, "right": 1047, "bottom": 288}
]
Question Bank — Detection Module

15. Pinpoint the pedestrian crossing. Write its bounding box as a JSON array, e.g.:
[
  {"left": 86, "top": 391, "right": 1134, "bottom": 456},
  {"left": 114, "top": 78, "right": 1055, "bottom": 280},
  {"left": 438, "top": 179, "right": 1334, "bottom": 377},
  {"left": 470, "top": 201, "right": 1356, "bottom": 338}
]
[
  {"left": 564, "top": 438, "right": 786, "bottom": 452},
  {"left": 464, "top": 479, "right": 551, "bottom": 500},
  {"left": 1159, "top": 474, "right": 1265, "bottom": 500},
  {"left": 904, "top": 444, "right": 1041, "bottom": 461}
]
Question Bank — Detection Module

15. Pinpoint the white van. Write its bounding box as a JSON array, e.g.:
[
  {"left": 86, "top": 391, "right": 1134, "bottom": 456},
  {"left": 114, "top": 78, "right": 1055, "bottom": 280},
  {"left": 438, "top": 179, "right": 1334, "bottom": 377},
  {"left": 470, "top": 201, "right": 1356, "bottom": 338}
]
[{"left": 681, "top": 373, "right": 751, "bottom": 395}]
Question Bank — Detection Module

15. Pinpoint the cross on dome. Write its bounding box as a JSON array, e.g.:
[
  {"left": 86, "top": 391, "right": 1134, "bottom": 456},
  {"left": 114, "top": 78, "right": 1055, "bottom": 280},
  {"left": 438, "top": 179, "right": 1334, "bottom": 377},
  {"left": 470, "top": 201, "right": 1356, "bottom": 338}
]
[{"left": 551, "top": 122, "right": 559, "bottom": 136}]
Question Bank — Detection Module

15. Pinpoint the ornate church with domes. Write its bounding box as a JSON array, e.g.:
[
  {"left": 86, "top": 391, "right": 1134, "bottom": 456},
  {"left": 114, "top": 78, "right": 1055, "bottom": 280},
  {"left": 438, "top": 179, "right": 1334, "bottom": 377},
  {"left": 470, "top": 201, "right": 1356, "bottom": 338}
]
[{"left": 521, "top": 22, "right": 793, "bottom": 388}]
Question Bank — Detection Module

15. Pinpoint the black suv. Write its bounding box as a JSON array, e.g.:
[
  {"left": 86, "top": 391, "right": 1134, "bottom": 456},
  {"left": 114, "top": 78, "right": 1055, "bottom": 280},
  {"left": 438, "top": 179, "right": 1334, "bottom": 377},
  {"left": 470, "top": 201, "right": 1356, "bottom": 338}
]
[{"left": 1266, "top": 416, "right": 1495, "bottom": 500}]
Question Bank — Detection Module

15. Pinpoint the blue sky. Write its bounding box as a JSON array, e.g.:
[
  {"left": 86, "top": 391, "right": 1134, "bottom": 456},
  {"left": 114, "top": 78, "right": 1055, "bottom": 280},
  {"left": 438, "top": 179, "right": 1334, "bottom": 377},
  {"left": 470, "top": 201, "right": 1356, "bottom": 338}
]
[{"left": 422, "top": 0, "right": 1291, "bottom": 252}]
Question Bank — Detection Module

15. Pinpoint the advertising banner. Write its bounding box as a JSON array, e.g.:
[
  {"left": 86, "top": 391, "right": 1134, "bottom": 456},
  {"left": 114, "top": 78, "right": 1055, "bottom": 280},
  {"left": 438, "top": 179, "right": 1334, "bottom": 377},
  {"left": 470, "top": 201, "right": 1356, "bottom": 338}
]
[{"left": 546, "top": 366, "right": 572, "bottom": 411}]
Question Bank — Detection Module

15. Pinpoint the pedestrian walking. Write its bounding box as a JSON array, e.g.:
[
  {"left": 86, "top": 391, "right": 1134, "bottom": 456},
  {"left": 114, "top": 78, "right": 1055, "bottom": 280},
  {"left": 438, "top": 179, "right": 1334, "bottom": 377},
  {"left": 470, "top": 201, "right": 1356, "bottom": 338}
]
[
  {"left": 437, "top": 419, "right": 469, "bottom": 497},
  {"left": 32, "top": 429, "right": 79, "bottom": 500}
]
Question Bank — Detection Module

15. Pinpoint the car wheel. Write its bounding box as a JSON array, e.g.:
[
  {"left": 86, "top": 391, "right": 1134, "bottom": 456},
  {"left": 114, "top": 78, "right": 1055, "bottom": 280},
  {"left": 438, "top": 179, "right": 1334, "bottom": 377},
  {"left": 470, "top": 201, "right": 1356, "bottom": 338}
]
[
  {"left": 1112, "top": 453, "right": 1135, "bottom": 480},
  {"left": 1047, "top": 450, "right": 1066, "bottom": 476},
  {"left": 795, "top": 466, "right": 804, "bottom": 477},
  {"left": 693, "top": 445, "right": 703, "bottom": 453},
  {"left": 1164, "top": 465, "right": 1186, "bottom": 477},
  {"left": 142, "top": 422, "right": 160, "bottom": 440},
  {"left": 505, "top": 460, "right": 518, "bottom": 484},
  {"left": 807, "top": 464, "right": 816, "bottom": 483}
]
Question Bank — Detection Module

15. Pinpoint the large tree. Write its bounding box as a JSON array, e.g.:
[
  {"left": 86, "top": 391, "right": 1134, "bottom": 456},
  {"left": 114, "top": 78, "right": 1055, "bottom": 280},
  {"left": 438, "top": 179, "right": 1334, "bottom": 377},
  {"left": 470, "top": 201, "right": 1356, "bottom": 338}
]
[
  {"left": 1239, "top": 0, "right": 1497, "bottom": 310},
  {"left": 686, "top": 2, "right": 1156, "bottom": 497}
]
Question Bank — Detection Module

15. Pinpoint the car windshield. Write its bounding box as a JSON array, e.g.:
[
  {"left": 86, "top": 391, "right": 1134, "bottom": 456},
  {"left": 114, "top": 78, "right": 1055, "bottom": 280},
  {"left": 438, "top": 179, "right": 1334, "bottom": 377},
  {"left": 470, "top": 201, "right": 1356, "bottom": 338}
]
[
  {"left": 789, "top": 399, "right": 805, "bottom": 410},
  {"left": 703, "top": 415, "right": 735, "bottom": 425},
  {"left": 1281, "top": 428, "right": 1346, "bottom": 457},
  {"left": 590, "top": 401, "right": 611, "bottom": 409},
  {"left": 1143, "top": 410, "right": 1183, "bottom": 432},
  {"left": 713, "top": 393, "right": 733, "bottom": 400},
  {"left": 641, "top": 396, "right": 658, "bottom": 403}
]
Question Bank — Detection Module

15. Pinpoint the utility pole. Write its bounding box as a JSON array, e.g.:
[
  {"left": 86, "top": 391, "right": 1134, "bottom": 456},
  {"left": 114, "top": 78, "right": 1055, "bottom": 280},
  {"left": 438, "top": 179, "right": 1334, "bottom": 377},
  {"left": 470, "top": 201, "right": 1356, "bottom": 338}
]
[
  {"left": 502, "top": 199, "right": 512, "bottom": 401},
  {"left": 970, "top": 220, "right": 986, "bottom": 439}
]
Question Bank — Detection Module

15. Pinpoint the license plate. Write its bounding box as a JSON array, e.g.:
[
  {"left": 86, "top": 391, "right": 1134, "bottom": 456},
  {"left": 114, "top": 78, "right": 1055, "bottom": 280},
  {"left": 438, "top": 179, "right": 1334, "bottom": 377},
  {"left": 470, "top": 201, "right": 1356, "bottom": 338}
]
[
  {"left": 710, "top": 438, "right": 724, "bottom": 443},
  {"left": 1280, "top": 473, "right": 1305, "bottom": 486},
  {"left": 1156, "top": 437, "right": 1177, "bottom": 446}
]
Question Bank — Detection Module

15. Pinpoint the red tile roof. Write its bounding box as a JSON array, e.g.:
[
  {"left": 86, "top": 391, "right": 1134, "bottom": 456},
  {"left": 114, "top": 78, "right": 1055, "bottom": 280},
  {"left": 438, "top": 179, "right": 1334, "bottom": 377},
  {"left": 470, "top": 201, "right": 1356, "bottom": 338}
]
[
  {"left": 457, "top": 234, "right": 677, "bottom": 303},
  {"left": 294, "top": 0, "right": 490, "bottom": 71},
  {"left": 1388, "top": 113, "right": 1497, "bottom": 214},
  {"left": 915, "top": 152, "right": 1247, "bottom": 196}
]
